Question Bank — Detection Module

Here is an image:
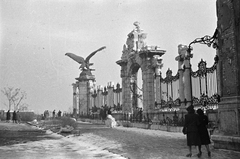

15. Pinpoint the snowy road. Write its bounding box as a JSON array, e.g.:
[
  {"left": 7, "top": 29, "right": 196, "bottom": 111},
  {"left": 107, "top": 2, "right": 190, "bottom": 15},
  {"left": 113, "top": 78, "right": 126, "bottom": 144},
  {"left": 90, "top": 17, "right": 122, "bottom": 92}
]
[
  {"left": 0, "top": 121, "right": 240, "bottom": 159},
  {"left": 0, "top": 131, "right": 126, "bottom": 159}
]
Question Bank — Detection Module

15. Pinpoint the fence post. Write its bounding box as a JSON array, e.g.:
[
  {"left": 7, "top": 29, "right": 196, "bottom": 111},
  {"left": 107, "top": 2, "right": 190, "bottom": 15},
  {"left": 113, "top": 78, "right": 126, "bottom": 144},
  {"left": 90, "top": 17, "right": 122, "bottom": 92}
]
[{"left": 177, "top": 44, "right": 193, "bottom": 108}]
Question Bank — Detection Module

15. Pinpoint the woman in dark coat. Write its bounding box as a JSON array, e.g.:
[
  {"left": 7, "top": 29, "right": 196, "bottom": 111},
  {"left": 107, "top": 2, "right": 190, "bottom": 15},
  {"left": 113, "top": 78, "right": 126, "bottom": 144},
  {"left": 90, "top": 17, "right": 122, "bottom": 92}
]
[
  {"left": 184, "top": 105, "right": 201, "bottom": 157},
  {"left": 12, "top": 111, "right": 17, "bottom": 123},
  {"left": 197, "top": 109, "right": 211, "bottom": 157},
  {"left": 6, "top": 110, "right": 11, "bottom": 122}
]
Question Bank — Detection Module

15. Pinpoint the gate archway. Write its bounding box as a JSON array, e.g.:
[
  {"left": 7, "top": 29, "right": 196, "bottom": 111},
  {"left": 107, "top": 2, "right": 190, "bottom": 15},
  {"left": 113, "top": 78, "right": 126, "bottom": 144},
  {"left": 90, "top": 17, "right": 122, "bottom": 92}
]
[{"left": 117, "top": 22, "right": 165, "bottom": 114}]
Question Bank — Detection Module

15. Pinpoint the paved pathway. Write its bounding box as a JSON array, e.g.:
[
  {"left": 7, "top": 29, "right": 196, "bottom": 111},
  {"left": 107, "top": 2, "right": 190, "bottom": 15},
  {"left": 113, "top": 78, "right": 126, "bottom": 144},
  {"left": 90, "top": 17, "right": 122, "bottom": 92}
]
[{"left": 76, "top": 121, "right": 240, "bottom": 159}]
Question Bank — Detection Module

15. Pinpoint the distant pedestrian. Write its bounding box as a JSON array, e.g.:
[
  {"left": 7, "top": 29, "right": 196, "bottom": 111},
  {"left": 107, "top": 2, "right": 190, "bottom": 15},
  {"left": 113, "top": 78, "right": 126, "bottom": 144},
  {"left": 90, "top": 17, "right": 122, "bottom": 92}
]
[
  {"left": 16, "top": 111, "right": 21, "bottom": 124},
  {"left": 52, "top": 110, "right": 56, "bottom": 118},
  {"left": 44, "top": 110, "right": 49, "bottom": 120},
  {"left": 6, "top": 110, "right": 11, "bottom": 122},
  {"left": 197, "top": 109, "right": 211, "bottom": 157},
  {"left": 12, "top": 111, "right": 17, "bottom": 123},
  {"left": 58, "top": 110, "right": 62, "bottom": 117},
  {"left": 139, "top": 108, "right": 143, "bottom": 122},
  {"left": 99, "top": 107, "right": 104, "bottom": 121},
  {"left": 107, "top": 107, "right": 112, "bottom": 115},
  {"left": 183, "top": 105, "right": 201, "bottom": 157}
]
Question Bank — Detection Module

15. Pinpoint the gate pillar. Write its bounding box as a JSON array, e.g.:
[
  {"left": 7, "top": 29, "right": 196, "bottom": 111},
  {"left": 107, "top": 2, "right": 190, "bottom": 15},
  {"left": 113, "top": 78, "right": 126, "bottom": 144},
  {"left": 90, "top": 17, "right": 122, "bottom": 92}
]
[
  {"left": 141, "top": 55, "right": 155, "bottom": 112},
  {"left": 139, "top": 51, "right": 164, "bottom": 114},
  {"left": 175, "top": 45, "right": 186, "bottom": 110},
  {"left": 176, "top": 44, "right": 193, "bottom": 108},
  {"left": 211, "top": 0, "right": 240, "bottom": 151},
  {"left": 155, "top": 64, "right": 162, "bottom": 106},
  {"left": 97, "top": 85, "right": 103, "bottom": 108},
  {"left": 107, "top": 82, "right": 114, "bottom": 108},
  {"left": 116, "top": 60, "right": 133, "bottom": 113}
]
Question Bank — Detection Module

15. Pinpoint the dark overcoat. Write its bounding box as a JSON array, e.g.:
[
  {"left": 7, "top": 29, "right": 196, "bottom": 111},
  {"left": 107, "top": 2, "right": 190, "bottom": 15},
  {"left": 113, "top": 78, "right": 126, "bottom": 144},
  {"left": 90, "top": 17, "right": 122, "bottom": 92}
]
[
  {"left": 184, "top": 113, "right": 201, "bottom": 146},
  {"left": 6, "top": 111, "right": 11, "bottom": 120},
  {"left": 12, "top": 111, "right": 17, "bottom": 121},
  {"left": 198, "top": 115, "right": 211, "bottom": 145}
]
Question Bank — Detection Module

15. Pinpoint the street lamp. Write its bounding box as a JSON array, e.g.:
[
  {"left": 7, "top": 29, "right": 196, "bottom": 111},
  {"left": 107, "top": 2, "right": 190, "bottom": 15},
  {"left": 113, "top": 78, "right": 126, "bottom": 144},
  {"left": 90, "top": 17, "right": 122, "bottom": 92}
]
[{"left": 188, "top": 29, "right": 218, "bottom": 51}]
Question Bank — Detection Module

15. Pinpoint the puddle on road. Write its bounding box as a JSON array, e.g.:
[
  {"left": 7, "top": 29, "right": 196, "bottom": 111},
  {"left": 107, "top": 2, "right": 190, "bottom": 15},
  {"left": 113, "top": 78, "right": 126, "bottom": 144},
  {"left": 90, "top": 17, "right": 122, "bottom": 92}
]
[{"left": 0, "top": 133, "right": 127, "bottom": 159}]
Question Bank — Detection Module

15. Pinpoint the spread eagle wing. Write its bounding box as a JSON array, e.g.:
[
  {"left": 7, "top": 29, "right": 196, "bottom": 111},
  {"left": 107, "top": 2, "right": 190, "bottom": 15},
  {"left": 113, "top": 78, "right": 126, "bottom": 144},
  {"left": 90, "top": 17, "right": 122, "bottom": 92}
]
[
  {"left": 85, "top": 46, "right": 106, "bottom": 62},
  {"left": 65, "top": 53, "right": 85, "bottom": 64}
]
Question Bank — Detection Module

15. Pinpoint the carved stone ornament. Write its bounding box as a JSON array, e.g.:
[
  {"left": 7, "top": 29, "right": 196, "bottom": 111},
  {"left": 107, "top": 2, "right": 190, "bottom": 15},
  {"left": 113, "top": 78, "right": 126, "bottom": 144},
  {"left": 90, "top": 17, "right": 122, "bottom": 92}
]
[
  {"left": 178, "top": 44, "right": 188, "bottom": 56},
  {"left": 126, "top": 33, "right": 135, "bottom": 51}
]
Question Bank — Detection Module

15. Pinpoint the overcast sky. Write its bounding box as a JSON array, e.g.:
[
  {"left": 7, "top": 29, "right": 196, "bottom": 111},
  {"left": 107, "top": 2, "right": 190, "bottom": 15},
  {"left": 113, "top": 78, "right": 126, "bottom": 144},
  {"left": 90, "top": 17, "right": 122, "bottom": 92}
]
[{"left": 0, "top": 0, "right": 217, "bottom": 113}]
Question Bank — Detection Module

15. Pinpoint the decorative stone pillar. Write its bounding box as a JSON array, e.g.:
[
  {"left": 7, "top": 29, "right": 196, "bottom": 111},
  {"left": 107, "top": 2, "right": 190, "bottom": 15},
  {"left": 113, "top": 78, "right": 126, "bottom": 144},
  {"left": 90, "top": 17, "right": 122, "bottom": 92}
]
[
  {"left": 116, "top": 60, "right": 132, "bottom": 113},
  {"left": 96, "top": 88, "right": 99, "bottom": 108},
  {"left": 91, "top": 89, "right": 97, "bottom": 107},
  {"left": 107, "top": 82, "right": 114, "bottom": 108},
  {"left": 155, "top": 60, "right": 162, "bottom": 107},
  {"left": 102, "top": 86, "right": 108, "bottom": 106},
  {"left": 179, "top": 44, "right": 193, "bottom": 108},
  {"left": 176, "top": 44, "right": 187, "bottom": 109},
  {"left": 114, "top": 83, "right": 122, "bottom": 107},
  {"left": 142, "top": 66, "right": 155, "bottom": 111},
  {"left": 211, "top": 0, "right": 240, "bottom": 151},
  {"left": 139, "top": 51, "right": 165, "bottom": 113},
  {"left": 75, "top": 69, "right": 95, "bottom": 116},
  {"left": 124, "top": 77, "right": 133, "bottom": 113},
  {"left": 89, "top": 91, "right": 93, "bottom": 109},
  {"left": 78, "top": 81, "right": 88, "bottom": 115},
  {"left": 97, "top": 86, "right": 103, "bottom": 107}
]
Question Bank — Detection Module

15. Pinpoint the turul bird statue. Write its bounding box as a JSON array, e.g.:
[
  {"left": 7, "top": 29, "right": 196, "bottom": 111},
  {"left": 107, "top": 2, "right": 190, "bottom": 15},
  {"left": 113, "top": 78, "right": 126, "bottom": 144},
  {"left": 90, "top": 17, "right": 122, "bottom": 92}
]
[{"left": 65, "top": 46, "right": 106, "bottom": 71}]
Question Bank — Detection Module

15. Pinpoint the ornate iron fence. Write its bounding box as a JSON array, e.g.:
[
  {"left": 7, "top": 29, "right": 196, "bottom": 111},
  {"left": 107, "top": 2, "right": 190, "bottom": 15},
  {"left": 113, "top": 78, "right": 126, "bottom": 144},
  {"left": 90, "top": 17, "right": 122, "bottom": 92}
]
[
  {"left": 158, "top": 69, "right": 180, "bottom": 109},
  {"left": 191, "top": 58, "right": 220, "bottom": 109}
]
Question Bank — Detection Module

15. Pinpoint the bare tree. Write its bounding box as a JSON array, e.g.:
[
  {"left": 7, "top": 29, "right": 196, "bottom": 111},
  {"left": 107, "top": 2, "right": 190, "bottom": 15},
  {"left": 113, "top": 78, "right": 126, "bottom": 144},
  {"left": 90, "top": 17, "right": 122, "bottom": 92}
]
[
  {"left": 19, "top": 103, "right": 29, "bottom": 111},
  {"left": 1, "top": 87, "right": 27, "bottom": 110}
]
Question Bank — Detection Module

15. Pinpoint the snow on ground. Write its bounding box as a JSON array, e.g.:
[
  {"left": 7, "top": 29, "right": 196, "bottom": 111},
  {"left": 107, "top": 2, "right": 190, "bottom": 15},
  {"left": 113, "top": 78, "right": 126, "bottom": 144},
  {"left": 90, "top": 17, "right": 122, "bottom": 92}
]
[
  {"left": 114, "top": 126, "right": 186, "bottom": 139},
  {"left": 0, "top": 130, "right": 127, "bottom": 159}
]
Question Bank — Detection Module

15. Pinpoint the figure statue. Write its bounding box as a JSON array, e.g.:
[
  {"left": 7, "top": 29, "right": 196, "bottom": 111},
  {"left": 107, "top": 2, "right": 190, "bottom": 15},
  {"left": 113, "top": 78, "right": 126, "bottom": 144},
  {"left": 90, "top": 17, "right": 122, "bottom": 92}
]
[
  {"left": 65, "top": 46, "right": 106, "bottom": 70},
  {"left": 133, "top": 21, "right": 141, "bottom": 32}
]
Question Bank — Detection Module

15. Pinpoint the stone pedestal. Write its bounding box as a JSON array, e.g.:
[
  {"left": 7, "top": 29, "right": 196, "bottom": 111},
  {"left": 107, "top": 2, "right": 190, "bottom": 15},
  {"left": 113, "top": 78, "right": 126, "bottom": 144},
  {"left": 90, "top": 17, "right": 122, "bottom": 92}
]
[
  {"left": 78, "top": 81, "right": 88, "bottom": 115},
  {"left": 72, "top": 83, "right": 78, "bottom": 116},
  {"left": 75, "top": 69, "right": 95, "bottom": 116}
]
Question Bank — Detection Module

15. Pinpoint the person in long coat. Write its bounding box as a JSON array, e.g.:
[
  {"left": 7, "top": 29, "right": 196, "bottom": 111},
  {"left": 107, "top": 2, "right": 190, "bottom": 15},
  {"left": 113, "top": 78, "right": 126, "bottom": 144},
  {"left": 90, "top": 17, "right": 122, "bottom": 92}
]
[
  {"left": 197, "top": 109, "right": 211, "bottom": 157},
  {"left": 16, "top": 111, "right": 21, "bottom": 124},
  {"left": 184, "top": 105, "right": 201, "bottom": 157},
  {"left": 12, "top": 111, "right": 17, "bottom": 123},
  {"left": 6, "top": 110, "right": 11, "bottom": 122}
]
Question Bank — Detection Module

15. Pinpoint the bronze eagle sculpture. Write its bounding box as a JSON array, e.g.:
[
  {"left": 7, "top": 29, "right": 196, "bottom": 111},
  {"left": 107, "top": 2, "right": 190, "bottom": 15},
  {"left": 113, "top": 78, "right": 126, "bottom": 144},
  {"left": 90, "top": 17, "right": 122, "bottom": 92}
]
[{"left": 65, "top": 46, "right": 106, "bottom": 70}]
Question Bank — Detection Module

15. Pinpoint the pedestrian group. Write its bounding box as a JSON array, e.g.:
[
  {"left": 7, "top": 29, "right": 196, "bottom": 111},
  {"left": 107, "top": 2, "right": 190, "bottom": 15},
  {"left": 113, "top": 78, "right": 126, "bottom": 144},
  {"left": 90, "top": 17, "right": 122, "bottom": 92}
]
[
  {"left": 6, "top": 110, "right": 21, "bottom": 124},
  {"left": 183, "top": 105, "right": 211, "bottom": 158}
]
